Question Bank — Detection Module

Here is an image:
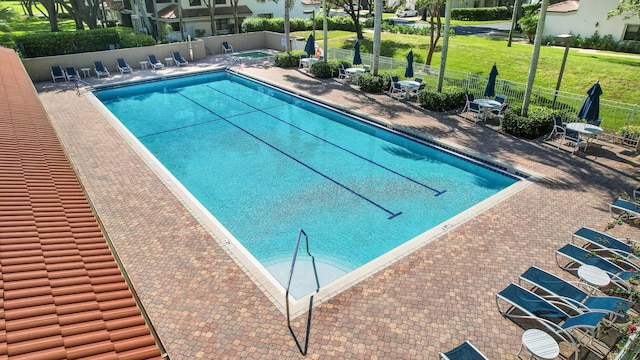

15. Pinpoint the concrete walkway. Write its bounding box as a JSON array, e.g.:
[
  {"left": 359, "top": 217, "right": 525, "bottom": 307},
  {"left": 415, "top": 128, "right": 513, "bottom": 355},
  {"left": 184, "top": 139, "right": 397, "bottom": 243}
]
[{"left": 38, "top": 55, "right": 640, "bottom": 359}]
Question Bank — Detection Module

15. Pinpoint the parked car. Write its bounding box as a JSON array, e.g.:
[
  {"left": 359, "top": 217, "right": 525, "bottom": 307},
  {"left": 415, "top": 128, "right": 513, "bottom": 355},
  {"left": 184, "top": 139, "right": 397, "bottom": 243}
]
[{"left": 396, "top": 8, "right": 418, "bottom": 17}]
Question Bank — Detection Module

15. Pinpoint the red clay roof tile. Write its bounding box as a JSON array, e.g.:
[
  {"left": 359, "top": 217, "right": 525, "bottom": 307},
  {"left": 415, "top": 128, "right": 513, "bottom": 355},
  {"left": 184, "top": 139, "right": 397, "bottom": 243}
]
[{"left": 0, "top": 47, "right": 164, "bottom": 359}]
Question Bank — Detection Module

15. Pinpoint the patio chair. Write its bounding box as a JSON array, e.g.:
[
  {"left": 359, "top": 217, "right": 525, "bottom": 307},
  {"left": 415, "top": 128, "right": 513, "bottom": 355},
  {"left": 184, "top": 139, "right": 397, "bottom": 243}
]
[
  {"left": 546, "top": 116, "right": 566, "bottom": 142},
  {"left": 64, "top": 67, "right": 80, "bottom": 82},
  {"left": 173, "top": 51, "right": 188, "bottom": 67},
  {"left": 490, "top": 103, "right": 508, "bottom": 119},
  {"left": 587, "top": 118, "right": 603, "bottom": 127},
  {"left": 338, "top": 66, "right": 350, "bottom": 82},
  {"left": 464, "top": 102, "right": 482, "bottom": 122},
  {"left": 496, "top": 283, "right": 609, "bottom": 360},
  {"left": 461, "top": 93, "right": 474, "bottom": 114},
  {"left": 363, "top": 64, "right": 371, "bottom": 73},
  {"left": 116, "top": 58, "right": 132, "bottom": 74},
  {"left": 572, "top": 227, "right": 640, "bottom": 263},
  {"left": 51, "top": 65, "right": 66, "bottom": 82},
  {"left": 494, "top": 94, "right": 507, "bottom": 104},
  {"left": 610, "top": 198, "right": 640, "bottom": 221},
  {"left": 298, "top": 54, "right": 307, "bottom": 68},
  {"left": 414, "top": 77, "right": 423, "bottom": 83},
  {"left": 93, "top": 61, "right": 110, "bottom": 77},
  {"left": 222, "top": 41, "right": 234, "bottom": 54},
  {"left": 519, "top": 266, "right": 632, "bottom": 320},
  {"left": 555, "top": 243, "right": 638, "bottom": 290},
  {"left": 439, "top": 340, "right": 488, "bottom": 360},
  {"left": 561, "top": 128, "right": 587, "bottom": 154},
  {"left": 389, "top": 81, "right": 406, "bottom": 100},
  {"left": 409, "top": 82, "right": 426, "bottom": 99},
  {"left": 148, "top": 55, "right": 165, "bottom": 70}
]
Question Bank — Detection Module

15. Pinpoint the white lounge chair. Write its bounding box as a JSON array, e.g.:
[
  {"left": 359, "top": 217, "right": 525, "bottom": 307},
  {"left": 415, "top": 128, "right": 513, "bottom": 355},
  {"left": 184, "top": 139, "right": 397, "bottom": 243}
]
[
  {"left": 173, "top": 51, "right": 188, "bottom": 67},
  {"left": 610, "top": 198, "right": 640, "bottom": 221},
  {"left": 116, "top": 58, "right": 132, "bottom": 74},
  {"left": 51, "top": 66, "right": 66, "bottom": 82},
  {"left": 148, "top": 55, "right": 164, "bottom": 70},
  {"left": 222, "top": 41, "right": 234, "bottom": 54},
  {"left": 94, "top": 61, "right": 110, "bottom": 77}
]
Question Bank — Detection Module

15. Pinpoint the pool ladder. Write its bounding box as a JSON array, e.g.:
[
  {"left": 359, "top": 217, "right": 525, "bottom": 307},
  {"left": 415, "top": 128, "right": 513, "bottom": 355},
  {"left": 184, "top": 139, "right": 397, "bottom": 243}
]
[
  {"left": 285, "top": 229, "right": 320, "bottom": 355},
  {"left": 226, "top": 56, "right": 241, "bottom": 69},
  {"left": 74, "top": 78, "right": 96, "bottom": 96}
]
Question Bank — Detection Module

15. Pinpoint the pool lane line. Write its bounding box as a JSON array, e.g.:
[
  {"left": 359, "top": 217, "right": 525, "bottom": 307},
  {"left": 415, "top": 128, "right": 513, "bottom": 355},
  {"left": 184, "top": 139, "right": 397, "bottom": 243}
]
[
  {"left": 175, "top": 91, "right": 403, "bottom": 220},
  {"left": 204, "top": 85, "right": 446, "bottom": 197},
  {"left": 138, "top": 117, "right": 223, "bottom": 139}
]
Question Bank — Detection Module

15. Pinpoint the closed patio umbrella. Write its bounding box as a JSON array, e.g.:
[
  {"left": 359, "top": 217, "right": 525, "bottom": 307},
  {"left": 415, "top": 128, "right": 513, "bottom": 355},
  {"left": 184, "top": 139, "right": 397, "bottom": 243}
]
[
  {"left": 353, "top": 40, "right": 362, "bottom": 65},
  {"left": 405, "top": 50, "right": 414, "bottom": 78},
  {"left": 483, "top": 63, "right": 498, "bottom": 98},
  {"left": 578, "top": 81, "right": 603, "bottom": 122},
  {"left": 304, "top": 34, "right": 315, "bottom": 57}
]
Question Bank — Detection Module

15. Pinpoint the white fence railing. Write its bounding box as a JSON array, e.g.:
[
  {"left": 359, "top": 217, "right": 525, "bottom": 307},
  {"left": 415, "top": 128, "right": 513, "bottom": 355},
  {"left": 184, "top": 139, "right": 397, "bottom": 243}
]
[{"left": 293, "top": 43, "right": 640, "bottom": 149}]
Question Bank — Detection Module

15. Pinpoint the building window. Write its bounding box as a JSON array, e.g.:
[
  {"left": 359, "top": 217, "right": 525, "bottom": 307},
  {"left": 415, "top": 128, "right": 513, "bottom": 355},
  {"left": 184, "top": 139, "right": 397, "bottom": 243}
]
[
  {"left": 170, "top": 22, "right": 180, "bottom": 31},
  {"left": 215, "top": 0, "right": 225, "bottom": 4},
  {"left": 623, "top": 25, "right": 639, "bottom": 41},
  {"left": 258, "top": 13, "right": 273, "bottom": 19},
  {"left": 189, "top": 0, "right": 202, "bottom": 6}
]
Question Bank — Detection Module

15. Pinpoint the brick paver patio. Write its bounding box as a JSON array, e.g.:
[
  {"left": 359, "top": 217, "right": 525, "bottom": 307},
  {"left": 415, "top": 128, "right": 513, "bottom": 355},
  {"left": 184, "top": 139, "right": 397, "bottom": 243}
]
[{"left": 37, "top": 55, "right": 640, "bottom": 359}]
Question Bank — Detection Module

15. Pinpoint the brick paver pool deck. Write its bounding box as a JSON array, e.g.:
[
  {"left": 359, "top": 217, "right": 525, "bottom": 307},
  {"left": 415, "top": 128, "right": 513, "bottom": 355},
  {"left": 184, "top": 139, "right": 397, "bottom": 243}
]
[{"left": 37, "top": 55, "right": 640, "bottom": 359}]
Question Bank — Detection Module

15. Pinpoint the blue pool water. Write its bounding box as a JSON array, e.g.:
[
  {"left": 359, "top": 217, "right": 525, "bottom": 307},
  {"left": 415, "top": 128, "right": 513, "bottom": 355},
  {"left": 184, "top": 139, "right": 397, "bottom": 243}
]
[{"left": 96, "top": 71, "right": 520, "bottom": 297}]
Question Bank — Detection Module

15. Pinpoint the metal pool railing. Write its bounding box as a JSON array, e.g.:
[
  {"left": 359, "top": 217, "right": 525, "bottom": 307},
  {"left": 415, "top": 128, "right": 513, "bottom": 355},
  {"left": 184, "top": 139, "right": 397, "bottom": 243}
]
[{"left": 296, "top": 45, "right": 640, "bottom": 149}]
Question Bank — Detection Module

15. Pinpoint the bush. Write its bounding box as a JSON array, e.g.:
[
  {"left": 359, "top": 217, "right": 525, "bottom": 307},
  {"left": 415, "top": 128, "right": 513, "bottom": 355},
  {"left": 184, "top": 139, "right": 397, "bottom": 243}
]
[
  {"left": 417, "top": 86, "right": 466, "bottom": 112},
  {"left": 15, "top": 27, "right": 156, "bottom": 57},
  {"left": 0, "top": 32, "right": 15, "bottom": 50},
  {"left": 356, "top": 73, "right": 386, "bottom": 93},
  {"left": 242, "top": 15, "right": 354, "bottom": 33},
  {"left": 501, "top": 105, "right": 558, "bottom": 139},
  {"left": 310, "top": 61, "right": 332, "bottom": 78},
  {"left": 274, "top": 50, "right": 306, "bottom": 68},
  {"left": 617, "top": 125, "right": 640, "bottom": 141},
  {"left": 451, "top": 6, "right": 511, "bottom": 21},
  {"left": 518, "top": 13, "right": 538, "bottom": 43}
]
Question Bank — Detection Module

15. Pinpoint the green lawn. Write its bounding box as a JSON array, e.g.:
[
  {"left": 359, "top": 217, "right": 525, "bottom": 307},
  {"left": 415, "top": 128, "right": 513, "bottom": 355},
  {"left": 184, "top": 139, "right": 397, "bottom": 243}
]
[
  {"left": 293, "top": 30, "right": 640, "bottom": 106},
  {"left": 1, "top": 0, "right": 77, "bottom": 34}
]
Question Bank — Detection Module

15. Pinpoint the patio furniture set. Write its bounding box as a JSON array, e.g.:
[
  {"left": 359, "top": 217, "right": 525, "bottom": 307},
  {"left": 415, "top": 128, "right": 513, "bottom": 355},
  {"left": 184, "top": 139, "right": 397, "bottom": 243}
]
[
  {"left": 50, "top": 52, "right": 190, "bottom": 83},
  {"left": 546, "top": 116, "right": 604, "bottom": 154},
  {"left": 443, "top": 196, "right": 640, "bottom": 359},
  {"left": 387, "top": 75, "right": 425, "bottom": 100},
  {"left": 461, "top": 93, "right": 509, "bottom": 124}
]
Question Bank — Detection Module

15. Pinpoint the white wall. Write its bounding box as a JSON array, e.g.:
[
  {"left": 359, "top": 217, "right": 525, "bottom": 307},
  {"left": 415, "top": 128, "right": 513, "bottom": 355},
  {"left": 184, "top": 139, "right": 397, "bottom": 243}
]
[{"left": 543, "top": 0, "right": 636, "bottom": 42}]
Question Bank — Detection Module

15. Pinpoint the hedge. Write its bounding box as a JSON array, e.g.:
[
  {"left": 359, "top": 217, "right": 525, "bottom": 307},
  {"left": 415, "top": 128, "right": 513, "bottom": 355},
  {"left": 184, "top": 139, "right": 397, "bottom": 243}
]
[
  {"left": 417, "top": 86, "right": 466, "bottom": 112},
  {"left": 501, "top": 105, "right": 560, "bottom": 139},
  {"left": 15, "top": 27, "right": 155, "bottom": 58},
  {"left": 451, "top": 6, "right": 511, "bottom": 21},
  {"left": 242, "top": 15, "right": 356, "bottom": 33}
]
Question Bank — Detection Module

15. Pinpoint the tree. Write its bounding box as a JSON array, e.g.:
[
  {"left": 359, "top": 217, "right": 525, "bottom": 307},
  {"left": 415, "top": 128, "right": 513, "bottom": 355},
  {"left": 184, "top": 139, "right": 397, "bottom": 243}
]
[
  {"left": 256, "top": 0, "right": 293, "bottom": 51},
  {"left": 203, "top": 0, "right": 217, "bottom": 35},
  {"left": 415, "top": 0, "right": 444, "bottom": 66},
  {"left": 35, "top": 0, "right": 59, "bottom": 32},
  {"left": 58, "top": 0, "right": 101, "bottom": 29},
  {"left": 518, "top": 12, "right": 538, "bottom": 43},
  {"left": 327, "top": 0, "right": 365, "bottom": 40},
  {"left": 608, "top": 0, "right": 640, "bottom": 19},
  {"left": 19, "top": 0, "right": 34, "bottom": 16}
]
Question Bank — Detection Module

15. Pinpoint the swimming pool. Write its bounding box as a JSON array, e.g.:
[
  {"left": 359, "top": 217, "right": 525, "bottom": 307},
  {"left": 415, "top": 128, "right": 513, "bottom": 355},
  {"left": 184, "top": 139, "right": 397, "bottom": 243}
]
[{"left": 96, "top": 71, "right": 524, "bottom": 300}]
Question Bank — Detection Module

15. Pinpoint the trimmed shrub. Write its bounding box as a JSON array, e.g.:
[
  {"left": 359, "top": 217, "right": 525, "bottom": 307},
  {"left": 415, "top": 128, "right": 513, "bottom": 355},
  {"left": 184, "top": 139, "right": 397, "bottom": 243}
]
[
  {"left": 310, "top": 61, "right": 332, "bottom": 78},
  {"left": 0, "top": 32, "right": 15, "bottom": 50},
  {"left": 501, "top": 105, "right": 558, "bottom": 139},
  {"left": 617, "top": 125, "right": 640, "bottom": 141},
  {"left": 451, "top": 6, "right": 511, "bottom": 21},
  {"left": 274, "top": 50, "right": 306, "bottom": 68},
  {"left": 417, "top": 86, "right": 466, "bottom": 112},
  {"left": 242, "top": 15, "right": 354, "bottom": 33},
  {"left": 356, "top": 73, "right": 386, "bottom": 93},
  {"left": 15, "top": 27, "right": 155, "bottom": 58}
]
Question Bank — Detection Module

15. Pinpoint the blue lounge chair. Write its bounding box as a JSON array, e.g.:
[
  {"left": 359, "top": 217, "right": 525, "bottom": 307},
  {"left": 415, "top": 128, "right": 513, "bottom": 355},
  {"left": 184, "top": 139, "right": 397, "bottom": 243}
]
[
  {"left": 94, "top": 61, "right": 110, "bottom": 77},
  {"left": 555, "top": 243, "right": 638, "bottom": 290},
  {"left": 222, "top": 41, "right": 234, "bottom": 54},
  {"left": 51, "top": 65, "right": 66, "bottom": 82},
  {"left": 519, "top": 266, "right": 633, "bottom": 320},
  {"left": 496, "top": 283, "right": 608, "bottom": 360},
  {"left": 65, "top": 67, "right": 80, "bottom": 81},
  {"left": 116, "top": 58, "right": 132, "bottom": 74},
  {"left": 440, "top": 340, "right": 488, "bottom": 360},
  {"left": 572, "top": 227, "right": 640, "bottom": 263},
  {"left": 173, "top": 51, "right": 188, "bottom": 67},
  {"left": 610, "top": 198, "right": 640, "bottom": 221},
  {"left": 148, "top": 55, "right": 164, "bottom": 70}
]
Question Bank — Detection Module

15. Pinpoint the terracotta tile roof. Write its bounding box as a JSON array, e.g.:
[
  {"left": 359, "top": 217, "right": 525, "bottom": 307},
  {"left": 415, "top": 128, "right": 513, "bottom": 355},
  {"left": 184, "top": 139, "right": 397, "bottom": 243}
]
[
  {"left": 0, "top": 47, "right": 165, "bottom": 359},
  {"left": 157, "top": 4, "right": 252, "bottom": 19},
  {"left": 547, "top": 0, "right": 580, "bottom": 13}
]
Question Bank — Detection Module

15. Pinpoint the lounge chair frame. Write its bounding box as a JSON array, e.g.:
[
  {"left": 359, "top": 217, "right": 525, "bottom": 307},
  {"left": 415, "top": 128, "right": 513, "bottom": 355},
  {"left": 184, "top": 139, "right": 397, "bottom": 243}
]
[
  {"left": 610, "top": 198, "right": 640, "bottom": 222},
  {"left": 439, "top": 340, "right": 488, "bottom": 360},
  {"left": 572, "top": 226, "right": 640, "bottom": 264},
  {"left": 51, "top": 66, "right": 66, "bottom": 82}
]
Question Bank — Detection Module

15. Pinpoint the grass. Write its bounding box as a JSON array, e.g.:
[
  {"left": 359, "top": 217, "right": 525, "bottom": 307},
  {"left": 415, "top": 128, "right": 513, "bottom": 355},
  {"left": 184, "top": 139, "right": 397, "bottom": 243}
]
[
  {"left": 292, "top": 30, "right": 640, "bottom": 107},
  {"left": 1, "top": 0, "right": 77, "bottom": 34}
]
